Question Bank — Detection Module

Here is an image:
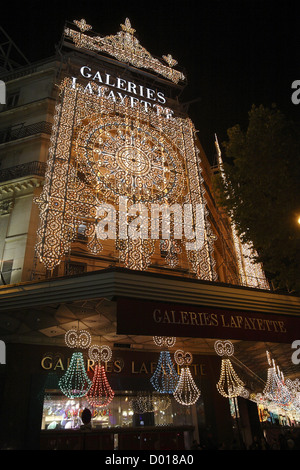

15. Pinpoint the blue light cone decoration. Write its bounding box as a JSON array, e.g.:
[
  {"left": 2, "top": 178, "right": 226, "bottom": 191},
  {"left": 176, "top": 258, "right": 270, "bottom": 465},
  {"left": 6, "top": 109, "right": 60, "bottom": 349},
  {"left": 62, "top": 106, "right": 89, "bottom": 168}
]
[
  {"left": 59, "top": 351, "right": 92, "bottom": 398},
  {"left": 150, "top": 350, "right": 179, "bottom": 394}
]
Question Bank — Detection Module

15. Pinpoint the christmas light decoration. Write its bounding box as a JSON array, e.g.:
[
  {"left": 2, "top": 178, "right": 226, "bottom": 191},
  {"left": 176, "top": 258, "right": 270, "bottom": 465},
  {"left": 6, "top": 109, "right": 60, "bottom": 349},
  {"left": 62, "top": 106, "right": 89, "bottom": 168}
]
[
  {"left": 86, "top": 364, "right": 115, "bottom": 408},
  {"left": 88, "top": 344, "right": 112, "bottom": 363},
  {"left": 130, "top": 392, "right": 154, "bottom": 414},
  {"left": 34, "top": 29, "right": 217, "bottom": 282},
  {"left": 286, "top": 378, "right": 300, "bottom": 411},
  {"left": 263, "top": 351, "right": 292, "bottom": 409},
  {"left": 173, "top": 349, "right": 201, "bottom": 406},
  {"left": 160, "top": 239, "right": 182, "bottom": 268},
  {"left": 214, "top": 340, "right": 245, "bottom": 398},
  {"left": 153, "top": 395, "right": 171, "bottom": 412},
  {"left": 65, "top": 328, "right": 91, "bottom": 349},
  {"left": 65, "top": 18, "right": 185, "bottom": 84},
  {"left": 215, "top": 135, "right": 270, "bottom": 290},
  {"left": 86, "top": 344, "right": 115, "bottom": 408},
  {"left": 58, "top": 327, "right": 92, "bottom": 398},
  {"left": 153, "top": 336, "right": 176, "bottom": 348},
  {"left": 151, "top": 337, "right": 179, "bottom": 394},
  {"left": 58, "top": 352, "right": 92, "bottom": 398}
]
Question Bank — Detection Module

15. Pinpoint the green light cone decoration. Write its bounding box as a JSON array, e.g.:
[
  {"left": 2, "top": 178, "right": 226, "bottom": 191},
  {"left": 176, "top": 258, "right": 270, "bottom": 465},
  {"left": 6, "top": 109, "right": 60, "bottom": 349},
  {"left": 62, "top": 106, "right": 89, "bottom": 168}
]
[{"left": 59, "top": 328, "right": 92, "bottom": 398}]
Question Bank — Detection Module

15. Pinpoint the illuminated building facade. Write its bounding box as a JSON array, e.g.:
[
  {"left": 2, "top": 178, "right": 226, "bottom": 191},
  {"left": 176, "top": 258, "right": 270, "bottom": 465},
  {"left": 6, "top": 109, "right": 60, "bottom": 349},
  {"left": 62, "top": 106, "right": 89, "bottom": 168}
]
[{"left": 0, "top": 19, "right": 300, "bottom": 450}]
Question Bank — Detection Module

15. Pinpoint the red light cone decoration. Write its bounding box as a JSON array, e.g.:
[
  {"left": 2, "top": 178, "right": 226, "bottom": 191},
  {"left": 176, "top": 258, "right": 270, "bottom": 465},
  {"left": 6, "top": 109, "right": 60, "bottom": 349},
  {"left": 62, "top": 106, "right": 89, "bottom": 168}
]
[
  {"left": 86, "top": 344, "right": 115, "bottom": 408},
  {"left": 214, "top": 340, "right": 245, "bottom": 398},
  {"left": 173, "top": 349, "right": 201, "bottom": 406}
]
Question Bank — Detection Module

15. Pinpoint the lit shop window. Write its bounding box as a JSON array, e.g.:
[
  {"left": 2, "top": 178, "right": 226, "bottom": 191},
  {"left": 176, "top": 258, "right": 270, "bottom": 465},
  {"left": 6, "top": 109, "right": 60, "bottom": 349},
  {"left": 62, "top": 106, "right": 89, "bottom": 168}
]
[{"left": 41, "top": 391, "right": 198, "bottom": 430}]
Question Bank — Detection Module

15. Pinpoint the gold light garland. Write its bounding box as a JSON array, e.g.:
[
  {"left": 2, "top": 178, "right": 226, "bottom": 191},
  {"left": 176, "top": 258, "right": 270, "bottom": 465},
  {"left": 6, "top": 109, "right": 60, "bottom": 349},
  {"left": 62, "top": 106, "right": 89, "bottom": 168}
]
[
  {"left": 64, "top": 18, "right": 185, "bottom": 84},
  {"left": 263, "top": 351, "right": 292, "bottom": 409},
  {"left": 214, "top": 340, "right": 245, "bottom": 398},
  {"left": 215, "top": 135, "right": 270, "bottom": 290},
  {"left": 34, "top": 75, "right": 217, "bottom": 280},
  {"left": 64, "top": 328, "right": 91, "bottom": 349},
  {"left": 173, "top": 349, "right": 201, "bottom": 406}
]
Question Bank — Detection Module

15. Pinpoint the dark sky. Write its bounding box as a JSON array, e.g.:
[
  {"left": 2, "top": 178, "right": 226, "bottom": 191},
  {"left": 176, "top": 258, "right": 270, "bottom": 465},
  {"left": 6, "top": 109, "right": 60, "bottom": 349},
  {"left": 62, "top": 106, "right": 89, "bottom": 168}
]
[{"left": 1, "top": 0, "right": 299, "bottom": 162}]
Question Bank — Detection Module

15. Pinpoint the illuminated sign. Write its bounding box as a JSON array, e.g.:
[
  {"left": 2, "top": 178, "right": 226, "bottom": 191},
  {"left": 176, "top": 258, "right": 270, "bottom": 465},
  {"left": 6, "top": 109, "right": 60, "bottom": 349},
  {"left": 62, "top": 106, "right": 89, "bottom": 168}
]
[
  {"left": 40, "top": 353, "right": 206, "bottom": 376},
  {"left": 117, "top": 297, "right": 297, "bottom": 343},
  {"left": 70, "top": 65, "right": 174, "bottom": 117}
]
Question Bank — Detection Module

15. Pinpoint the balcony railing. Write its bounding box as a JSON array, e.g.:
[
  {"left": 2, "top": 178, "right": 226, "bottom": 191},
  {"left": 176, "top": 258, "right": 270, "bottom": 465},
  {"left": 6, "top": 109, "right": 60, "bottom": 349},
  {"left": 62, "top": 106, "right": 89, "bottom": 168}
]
[
  {"left": 0, "top": 161, "right": 47, "bottom": 182},
  {"left": 0, "top": 121, "right": 52, "bottom": 144}
]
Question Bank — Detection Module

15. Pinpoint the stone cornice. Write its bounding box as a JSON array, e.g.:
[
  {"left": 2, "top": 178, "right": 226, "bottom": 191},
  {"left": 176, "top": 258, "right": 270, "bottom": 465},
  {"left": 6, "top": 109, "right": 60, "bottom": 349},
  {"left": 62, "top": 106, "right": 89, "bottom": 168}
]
[{"left": 0, "top": 267, "right": 299, "bottom": 317}]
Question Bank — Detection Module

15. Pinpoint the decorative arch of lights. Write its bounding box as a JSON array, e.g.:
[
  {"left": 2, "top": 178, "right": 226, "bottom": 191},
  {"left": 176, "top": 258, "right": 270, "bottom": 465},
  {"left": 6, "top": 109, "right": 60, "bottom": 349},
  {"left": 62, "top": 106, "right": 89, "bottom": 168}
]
[{"left": 34, "top": 21, "right": 217, "bottom": 280}]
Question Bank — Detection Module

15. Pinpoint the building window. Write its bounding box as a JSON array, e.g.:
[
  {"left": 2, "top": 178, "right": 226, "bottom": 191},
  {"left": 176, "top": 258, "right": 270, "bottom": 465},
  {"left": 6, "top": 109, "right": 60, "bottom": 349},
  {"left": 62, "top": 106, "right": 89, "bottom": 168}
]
[
  {"left": 6, "top": 91, "right": 20, "bottom": 108},
  {"left": 65, "top": 262, "right": 86, "bottom": 276},
  {"left": 77, "top": 224, "right": 87, "bottom": 240},
  {"left": 0, "top": 259, "right": 13, "bottom": 285}
]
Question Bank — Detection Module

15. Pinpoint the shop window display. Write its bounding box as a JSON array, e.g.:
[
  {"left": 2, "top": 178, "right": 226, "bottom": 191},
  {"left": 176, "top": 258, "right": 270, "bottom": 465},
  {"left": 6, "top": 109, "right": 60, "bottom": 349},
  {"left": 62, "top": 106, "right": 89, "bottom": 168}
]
[{"left": 41, "top": 390, "right": 199, "bottom": 430}]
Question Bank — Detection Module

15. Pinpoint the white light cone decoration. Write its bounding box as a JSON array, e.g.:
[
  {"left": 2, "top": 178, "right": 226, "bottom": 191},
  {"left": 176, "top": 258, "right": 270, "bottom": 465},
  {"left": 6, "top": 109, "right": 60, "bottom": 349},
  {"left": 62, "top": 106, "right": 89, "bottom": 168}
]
[
  {"left": 214, "top": 340, "right": 245, "bottom": 398},
  {"left": 173, "top": 349, "right": 201, "bottom": 406},
  {"left": 86, "top": 344, "right": 115, "bottom": 408},
  {"left": 150, "top": 337, "right": 179, "bottom": 394},
  {"left": 263, "top": 351, "right": 292, "bottom": 409},
  {"left": 59, "top": 327, "right": 92, "bottom": 398},
  {"left": 286, "top": 378, "right": 300, "bottom": 412}
]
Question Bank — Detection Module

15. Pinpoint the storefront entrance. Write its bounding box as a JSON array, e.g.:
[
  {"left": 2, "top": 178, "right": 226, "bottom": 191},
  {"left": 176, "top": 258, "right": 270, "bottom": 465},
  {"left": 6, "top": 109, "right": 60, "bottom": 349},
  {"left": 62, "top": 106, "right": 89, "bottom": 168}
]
[{"left": 40, "top": 389, "right": 197, "bottom": 449}]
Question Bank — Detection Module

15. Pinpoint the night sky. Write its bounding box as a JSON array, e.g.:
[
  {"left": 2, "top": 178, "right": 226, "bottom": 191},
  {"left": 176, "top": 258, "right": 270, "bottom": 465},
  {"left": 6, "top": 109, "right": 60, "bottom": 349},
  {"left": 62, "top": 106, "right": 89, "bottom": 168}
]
[{"left": 1, "top": 0, "right": 299, "bottom": 162}]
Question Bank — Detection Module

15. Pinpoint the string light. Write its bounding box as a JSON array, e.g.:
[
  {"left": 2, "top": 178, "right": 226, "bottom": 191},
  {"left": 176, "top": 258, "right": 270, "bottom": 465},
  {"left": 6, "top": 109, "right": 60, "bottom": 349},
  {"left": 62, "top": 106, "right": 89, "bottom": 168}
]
[
  {"left": 65, "top": 18, "right": 185, "bottom": 84},
  {"left": 64, "top": 328, "right": 91, "bottom": 349},
  {"left": 151, "top": 337, "right": 179, "bottom": 394},
  {"left": 263, "top": 351, "right": 292, "bottom": 409},
  {"left": 86, "top": 364, "right": 115, "bottom": 408},
  {"left": 214, "top": 340, "right": 245, "bottom": 398},
  {"left": 214, "top": 134, "right": 270, "bottom": 290},
  {"left": 216, "top": 359, "right": 245, "bottom": 399},
  {"left": 130, "top": 392, "right": 154, "bottom": 414},
  {"left": 173, "top": 349, "right": 201, "bottom": 406},
  {"left": 34, "top": 41, "right": 217, "bottom": 281},
  {"left": 153, "top": 336, "right": 176, "bottom": 348},
  {"left": 58, "top": 351, "right": 92, "bottom": 398},
  {"left": 153, "top": 395, "right": 171, "bottom": 412},
  {"left": 150, "top": 351, "right": 179, "bottom": 394},
  {"left": 88, "top": 344, "right": 112, "bottom": 363},
  {"left": 86, "top": 344, "right": 115, "bottom": 408}
]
